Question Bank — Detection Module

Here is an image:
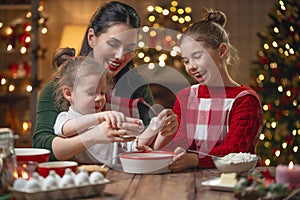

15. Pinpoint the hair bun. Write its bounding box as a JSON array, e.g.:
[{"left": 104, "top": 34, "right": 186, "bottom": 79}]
[
  {"left": 52, "top": 47, "right": 76, "bottom": 70},
  {"left": 204, "top": 10, "right": 227, "bottom": 27}
]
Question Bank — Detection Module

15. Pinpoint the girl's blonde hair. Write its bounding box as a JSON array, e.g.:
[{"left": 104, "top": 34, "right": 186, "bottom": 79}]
[{"left": 53, "top": 48, "right": 110, "bottom": 111}]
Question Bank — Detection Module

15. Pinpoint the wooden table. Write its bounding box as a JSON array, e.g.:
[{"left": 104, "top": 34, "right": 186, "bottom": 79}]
[{"left": 88, "top": 169, "right": 236, "bottom": 200}]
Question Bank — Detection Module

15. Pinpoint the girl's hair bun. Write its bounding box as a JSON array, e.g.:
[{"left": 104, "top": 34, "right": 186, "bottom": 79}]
[
  {"left": 204, "top": 10, "right": 227, "bottom": 27},
  {"left": 52, "top": 47, "right": 76, "bottom": 70}
]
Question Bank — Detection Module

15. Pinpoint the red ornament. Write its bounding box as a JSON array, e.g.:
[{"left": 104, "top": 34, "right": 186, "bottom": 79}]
[
  {"left": 259, "top": 56, "right": 269, "bottom": 65},
  {"left": 285, "top": 135, "right": 293, "bottom": 145}
]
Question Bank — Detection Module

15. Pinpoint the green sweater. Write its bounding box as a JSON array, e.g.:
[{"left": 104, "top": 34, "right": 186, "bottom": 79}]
[{"left": 33, "top": 76, "right": 154, "bottom": 161}]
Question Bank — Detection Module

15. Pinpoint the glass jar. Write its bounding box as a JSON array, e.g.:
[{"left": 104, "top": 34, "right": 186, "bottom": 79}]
[{"left": 0, "top": 128, "right": 17, "bottom": 195}]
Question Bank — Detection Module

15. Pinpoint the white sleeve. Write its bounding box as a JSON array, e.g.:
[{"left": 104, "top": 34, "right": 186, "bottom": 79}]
[{"left": 53, "top": 112, "right": 73, "bottom": 137}]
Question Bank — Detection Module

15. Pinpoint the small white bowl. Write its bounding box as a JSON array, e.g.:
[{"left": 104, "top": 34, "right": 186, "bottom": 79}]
[
  {"left": 213, "top": 153, "right": 258, "bottom": 173},
  {"left": 119, "top": 151, "right": 175, "bottom": 174}
]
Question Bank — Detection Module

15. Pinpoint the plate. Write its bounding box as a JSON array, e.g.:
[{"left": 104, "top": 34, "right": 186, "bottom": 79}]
[
  {"left": 9, "top": 179, "right": 110, "bottom": 200},
  {"left": 201, "top": 178, "right": 234, "bottom": 192}
]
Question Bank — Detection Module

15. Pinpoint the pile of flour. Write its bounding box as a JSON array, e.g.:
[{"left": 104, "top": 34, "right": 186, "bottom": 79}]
[{"left": 219, "top": 152, "right": 257, "bottom": 164}]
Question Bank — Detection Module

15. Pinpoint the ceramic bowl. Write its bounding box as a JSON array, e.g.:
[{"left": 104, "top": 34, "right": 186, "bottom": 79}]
[
  {"left": 15, "top": 148, "right": 50, "bottom": 163},
  {"left": 37, "top": 161, "right": 78, "bottom": 177},
  {"left": 119, "top": 151, "right": 175, "bottom": 174},
  {"left": 213, "top": 153, "right": 258, "bottom": 173}
]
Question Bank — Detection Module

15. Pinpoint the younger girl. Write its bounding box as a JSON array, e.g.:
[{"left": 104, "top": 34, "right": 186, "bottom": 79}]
[{"left": 53, "top": 48, "right": 167, "bottom": 164}]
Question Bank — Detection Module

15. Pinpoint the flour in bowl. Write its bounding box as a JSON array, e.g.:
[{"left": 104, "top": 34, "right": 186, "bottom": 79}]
[{"left": 219, "top": 152, "right": 257, "bottom": 164}]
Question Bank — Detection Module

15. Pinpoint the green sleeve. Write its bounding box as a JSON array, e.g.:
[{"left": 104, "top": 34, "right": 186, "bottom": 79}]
[{"left": 32, "top": 80, "right": 59, "bottom": 161}]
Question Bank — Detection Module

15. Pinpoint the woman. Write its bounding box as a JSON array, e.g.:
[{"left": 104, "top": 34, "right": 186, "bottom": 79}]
[
  {"left": 159, "top": 10, "right": 263, "bottom": 172},
  {"left": 33, "top": 1, "right": 177, "bottom": 163}
]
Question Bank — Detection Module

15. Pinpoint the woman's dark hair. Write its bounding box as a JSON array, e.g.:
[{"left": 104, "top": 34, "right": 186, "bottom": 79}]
[{"left": 79, "top": 1, "right": 140, "bottom": 56}]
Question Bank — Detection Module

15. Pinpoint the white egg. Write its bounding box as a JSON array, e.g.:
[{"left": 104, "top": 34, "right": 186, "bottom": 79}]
[
  {"left": 24, "top": 177, "right": 41, "bottom": 192},
  {"left": 32, "top": 172, "right": 44, "bottom": 183},
  {"left": 13, "top": 177, "right": 27, "bottom": 190},
  {"left": 89, "top": 171, "right": 104, "bottom": 184},
  {"left": 41, "top": 172, "right": 59, "bottom": 190},
  {"left": 59, "top": 169, "right": 75, "bottom": 188},
  {"left": 74, "top": 169, "right": 89, "bottom": 186},
  {"left": 65, "top": 168, "right": 76, "bottom": 179}
]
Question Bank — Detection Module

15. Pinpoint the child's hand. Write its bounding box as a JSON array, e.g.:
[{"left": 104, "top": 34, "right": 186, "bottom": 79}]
[
  {"left": 157, "top": 109, "right": 178, "bottom": 137},
  {"left": 97, "top": 111, "right": 125, "bottom": 128},
  {"left": 168, "top": 147, "right": 199, "bottom": 172}
]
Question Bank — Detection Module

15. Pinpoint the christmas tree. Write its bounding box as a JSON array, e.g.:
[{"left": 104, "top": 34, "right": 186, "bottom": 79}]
[
  {"left": 250, "top": 0, "right": 300, "bottom": 166},
  {"left": 132, "top": 1, "right": 195, "bottom": 109}
]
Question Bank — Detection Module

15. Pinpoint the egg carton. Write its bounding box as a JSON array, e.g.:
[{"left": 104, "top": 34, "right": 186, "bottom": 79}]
[{"left": 8, "top": 178, "right": 110, "bottom": 200}]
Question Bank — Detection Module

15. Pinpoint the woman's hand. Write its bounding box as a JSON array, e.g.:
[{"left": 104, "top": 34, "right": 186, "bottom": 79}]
[{"left": 168, "top": 147, "right": 199, "bottom": 172}]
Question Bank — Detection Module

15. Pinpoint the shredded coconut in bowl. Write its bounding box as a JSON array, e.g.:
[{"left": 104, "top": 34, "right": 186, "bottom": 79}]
[{"left": 219, "top": 152, "right": 257, "bottom": 165}]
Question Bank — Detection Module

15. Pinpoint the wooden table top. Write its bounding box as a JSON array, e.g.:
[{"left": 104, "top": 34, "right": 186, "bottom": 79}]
[{"left": 87, "top": 169, "right": 236, "bottom": 200}]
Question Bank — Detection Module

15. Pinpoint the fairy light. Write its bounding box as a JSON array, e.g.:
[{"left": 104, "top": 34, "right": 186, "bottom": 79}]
[
  {"left": 6, "top": 44, "right": 13, "bottom": 51},
  {"left": 5, "top": 27, "right": 13, "bottom": 35},
  {"left": 185, "top": 16, "right": 191, "bottom": 22},
  {"left": 282, "top": 142, "right": 287, "bottom": 149},
  {"left": 292, "top": 130, "right": 297, "bottom": 136},
  {"left": 263, "top": 43, "right": 269, "bottom": 49},
  {"left": 25, "top": 11, "right": 31, "bottom": 18},
  {"left": 284, "top": 50, "right": 289, "bottom": 56},
  {"left": 138, "top": 41, "right": 145, "bottom": 48},
  {"left": 265, "top": 159, "right": 271, "bottom": 166},
  {"left": 272, "top": 41, "right": 278, "bottom": 47},
  {"left": 0, "top": 22, "right": 3, "bottom": 28},
  {"left": 171, "top": 1, "right": 178, "bottom": 7},
  {"left": 270, "top": 62, "right": 278, "bottom": 69},
  {"left": 1, "top": 78, "right": 6, "bottom": 85},
  {"left": 289, "top": 48, "right": 294, "bottom": 54},
  {"left": 177, "top": 8, "right": 184, "bottom": 14},
  {"left": 273, "top": 27, "right": 279, "bottom": 33},
  {"left": 259, "top": 133, "right": 265, "bottom": 140},
  {"left": 142, "top": 26, "right": 149, "bottom": 33},
  {"left": 149, "top": 30, "right": 157, "bottom": 37},
  {"left": 148, "top": 15, "right": 155, "bottom": 22},
  {"left": 144, "top": 56, "right": 150, "bottom": 63},
  {"left": 286, "top": 90, "right": 291, "bottom": 97},
  {"left": 178, "top": 17, "right": 185, "bottom": 24},
  {"left": 275, "top": 149, "right": 280, "bottom": 157},
  {"left": 278, "top": 86, "right": 283, "bottom": 92},
  {"left": 25, "top": 36, "right": 31, "bottom": 43},
  {"left": 170, "top": 51, "right": 177, "bottom": 57},
  {"left": 147, "top": 6, "right": 154, "bottom": 12},
  {"left": 138, "top": 52, "right": 145, "bottom": 59},
  {"left": 41, "top": 27, "right": 47, "bottom": 34},
  {"left": 20, "top": 47, "right": 27, "bottom": 54},
  {"left": 170, "top": 7, "right": 176, "bottom": 12},
  {"left": 8, "top": 84, "right": 15, "bottom": 92},
  {"left": 26, "top": 85, "right": 33, "bottom": 92},
  {"left": 289, "top": 26, "right": 294, "bottom": 32},
  {"left": 172, "top": 15, "right": 179, "bottom": 21},
  {"left": 148, "top": 63, "right": 155, "bottom": 70},
  {"left": 185, "top": 7, "right": 192, "bottom": 13},
  {"left": 293, "top": 146, "right": 298, "bottom": 153},
  {"left": 155, "top": 45, "right": 162, "bottom": 51},
  {"left": 155, "top": 6, "right": 163, "bottom": 13},
  {"left": 263, "top": 104, "right": 269, "bottom": 111},
  {"left": 162, "top": 9, "right": 169, "bottom": 16},
  {"left": 25, "top": 25, "right": 31, "bottom": 32},
  {"left": 271, "top": 122, "right": 277, "bottom": 128}
]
